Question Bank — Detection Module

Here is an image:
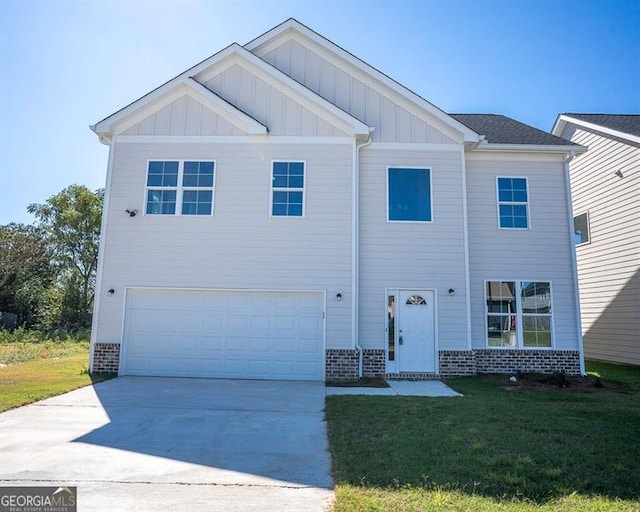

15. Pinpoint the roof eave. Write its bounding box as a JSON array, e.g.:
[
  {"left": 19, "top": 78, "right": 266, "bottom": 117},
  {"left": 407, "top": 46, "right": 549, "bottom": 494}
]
[
  {"left": 473, "top": 143, "right": 587, "bottom": 154},
  {"left": 552, "top": 114, "right": 640, "bottom": 144}
]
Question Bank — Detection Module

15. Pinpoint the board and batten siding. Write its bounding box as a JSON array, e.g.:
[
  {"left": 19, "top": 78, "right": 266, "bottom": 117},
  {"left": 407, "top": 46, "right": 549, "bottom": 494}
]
[
  {"left": 122, "top": 95, "right": 245, "bottom": 137},
  {"left": 561, "top": 125, "right": 640, "bottom": 365},
  {"left": 358, "top": 146, "right": 469, "bottom": 352},
  {"left": 95, "top": 141, "right": 354, "bottom": 350},
  {"left": 198, "top": 64, "right": 348, "bottom": 137},
  {"left": 465, "top": 153, "right": 580, "bottom": 351},
  {"left": 257, "top": 39, "right": 459, "bottom": 144}
]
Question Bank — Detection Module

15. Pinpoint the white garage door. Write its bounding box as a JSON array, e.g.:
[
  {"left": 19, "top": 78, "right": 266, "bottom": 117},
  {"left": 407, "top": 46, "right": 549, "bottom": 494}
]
[{"left": 122, "top": 289, "right": 325, "bottom": 381}]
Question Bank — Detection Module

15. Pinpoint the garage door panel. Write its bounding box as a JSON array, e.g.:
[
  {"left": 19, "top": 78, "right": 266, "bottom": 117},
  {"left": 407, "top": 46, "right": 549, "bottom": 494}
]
[{"left": 123, "top": 289, "right": 324, "bottom": 380}]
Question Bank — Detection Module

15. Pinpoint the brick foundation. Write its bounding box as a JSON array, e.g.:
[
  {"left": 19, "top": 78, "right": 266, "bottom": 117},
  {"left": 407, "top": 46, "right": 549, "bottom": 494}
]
[
  {"left": 473, "top": 349, "right": 581, "bottom": 375},
  {"left": 439, "top": 350, "right": 476, "bottom": 376},
  {"left": 92, "top": 343, "right": 120, "bottom": 374},
  {"left": 362, "top": 349, "right": 385, "bottom": 377},
  {"left": 325, "top": 349, "right": 359, "bottom": 381}
]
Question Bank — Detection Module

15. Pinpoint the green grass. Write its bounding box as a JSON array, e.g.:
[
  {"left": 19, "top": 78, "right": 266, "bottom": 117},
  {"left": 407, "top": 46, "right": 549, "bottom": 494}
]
[
  {"left": 0, "top": 338, "right": 113, "bottom": 412},
  {"left": 326, "top": 361, "right": 640, "bottom": 511}
]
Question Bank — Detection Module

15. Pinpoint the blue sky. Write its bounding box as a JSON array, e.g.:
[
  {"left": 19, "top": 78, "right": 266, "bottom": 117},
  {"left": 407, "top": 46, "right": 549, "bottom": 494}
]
[{"left": 1, "top": 0, "right": 638, "bottom": 224}]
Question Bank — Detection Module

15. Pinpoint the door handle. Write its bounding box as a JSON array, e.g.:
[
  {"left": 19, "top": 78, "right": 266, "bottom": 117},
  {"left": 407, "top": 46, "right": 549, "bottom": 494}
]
[{"left": 399, "top": 335, "right": 403, "bottom": 345}]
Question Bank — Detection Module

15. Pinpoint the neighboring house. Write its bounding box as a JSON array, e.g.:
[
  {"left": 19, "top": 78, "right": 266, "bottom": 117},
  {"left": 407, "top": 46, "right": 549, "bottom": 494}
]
[
  {"left": 552, "top": 114, "right": 639, "bottom": 366},
  {"left": 89, "top": 19, "right": 585, "bottom": 381}
]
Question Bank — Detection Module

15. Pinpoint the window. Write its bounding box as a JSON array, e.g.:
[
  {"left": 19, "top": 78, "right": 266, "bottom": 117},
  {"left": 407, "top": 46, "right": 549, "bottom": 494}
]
[
  {"left": 574, "top": 212, "right": 590, "bottom": 245},
  {"left": 388, "top": 167, "right": 432, "bottom": 222},
  {"left": 497, "top": 177, "right": 528, "bottom": 228},
  {"left": 387, "top": 295, "right": 395, "bottom": 361},
  {"left": 405, "top": 295, "right": 427, "bottom": 305},
  {"left": 271, "top": 162, "right": 304, "bottom": 217},
  {"left": 486, "top": 280, "right": 552, "bottom": 348},
  {"left": 145, "top": 161, "right": 215, "bottom": 216}
]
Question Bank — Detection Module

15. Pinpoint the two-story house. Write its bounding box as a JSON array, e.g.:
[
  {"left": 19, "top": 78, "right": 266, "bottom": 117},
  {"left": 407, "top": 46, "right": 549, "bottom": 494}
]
[
  {"left": 89, "top": 19, "right": 585, "bottom": 381},
  {"left": 552, "top": 114, "right": 639, "bottom": 366}
]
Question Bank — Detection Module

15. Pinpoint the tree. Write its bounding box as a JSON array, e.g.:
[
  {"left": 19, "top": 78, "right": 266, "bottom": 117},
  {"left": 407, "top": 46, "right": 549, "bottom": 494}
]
[
  {"left": 28, "top": 185, "right": 103, "bottom": 328},
  {"left": 0, "top": 223, "right": 55, "bottom": 327}
]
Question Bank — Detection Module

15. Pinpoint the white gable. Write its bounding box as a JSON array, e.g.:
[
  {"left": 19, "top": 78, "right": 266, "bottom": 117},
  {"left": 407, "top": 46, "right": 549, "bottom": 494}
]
[
  {"left": 122, "top": 94, "right": 245, "bottom": 136},
  {"left": 199, "top": 62, "right": 349, "bottom": 137},
  {"left": 246, "top": 20, "right": 480, "bottom": 144}
]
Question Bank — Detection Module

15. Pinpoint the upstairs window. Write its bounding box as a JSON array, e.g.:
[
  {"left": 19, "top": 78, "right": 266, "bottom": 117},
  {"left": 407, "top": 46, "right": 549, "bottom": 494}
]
[
  {"left": 574, "top": 212, "right": 590, "bottom": 245},
  {"left": 497, "top": 177, "right": 528, "bottom": 229},
  {"left": 388, "top": 167, "right": 432, "bottom": 222},
  {"left": 271, "top": 162, "right": 304, "bottom": 217},
  {"left": 145, "top": 161, "right": 215, "bottom": 216}
]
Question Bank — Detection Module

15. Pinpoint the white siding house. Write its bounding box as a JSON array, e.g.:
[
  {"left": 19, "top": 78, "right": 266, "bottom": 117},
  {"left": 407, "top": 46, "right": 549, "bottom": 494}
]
[
  {"left": 89, "top": 19, "right": 585, "bottom": 380},
  {"left": 553, "top": 114, "right": 639, "bottom": 366}
]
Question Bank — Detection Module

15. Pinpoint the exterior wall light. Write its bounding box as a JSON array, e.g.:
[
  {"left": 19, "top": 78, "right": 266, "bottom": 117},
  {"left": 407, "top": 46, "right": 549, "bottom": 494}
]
[
  {"left": 448, "top": 288, "right": 455, "bottom": 296},
  {"left": 126, "top": 209, "right": 138, "bottom": 217},
  {"left": 107, "top": 289, "right": 115, "bottom": 296},
  {"left": 336, "top": 293, "right": 342, "bottom": 301}
]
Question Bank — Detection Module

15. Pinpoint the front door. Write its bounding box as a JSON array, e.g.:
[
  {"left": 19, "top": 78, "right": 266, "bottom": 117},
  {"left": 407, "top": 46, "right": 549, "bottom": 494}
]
[{"left": 395, "top": 290, "right": 436, "bottom": 373}]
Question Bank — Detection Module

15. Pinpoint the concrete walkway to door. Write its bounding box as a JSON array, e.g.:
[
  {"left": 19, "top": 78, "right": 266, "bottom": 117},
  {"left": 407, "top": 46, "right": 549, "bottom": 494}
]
[{"left": 0, "top": 377, "right": 333, "bottom": 512}]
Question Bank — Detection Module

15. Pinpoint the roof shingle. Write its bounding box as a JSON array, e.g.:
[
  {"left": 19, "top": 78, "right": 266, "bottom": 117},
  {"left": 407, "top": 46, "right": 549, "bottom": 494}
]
[
  {"left": 560, "top": 114, "right": 640, "bottom": 138},
  {"left": 450, "top": 114, "right": 576, "bottom": 146}
]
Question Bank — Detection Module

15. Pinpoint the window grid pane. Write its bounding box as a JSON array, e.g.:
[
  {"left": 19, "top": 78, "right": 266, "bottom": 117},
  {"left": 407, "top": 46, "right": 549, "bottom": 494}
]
[
  {"left": 272, "top": 162, "right": 304, "bottom": 217},
  {"left": 498, "top": 177, "right": 528, "bottom": 229},
  {"left": 146, "top": 161, "right": 214, "bottom": 216},
  {"left": 574, "top": 213, "right": 589, "bottom": 245},
  {"left": 146, "top": 190, "right": 176, "bottom": 215}
]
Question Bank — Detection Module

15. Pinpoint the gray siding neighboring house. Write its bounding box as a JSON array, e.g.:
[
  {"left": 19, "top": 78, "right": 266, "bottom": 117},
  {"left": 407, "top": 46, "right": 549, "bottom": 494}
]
[
  {"left": 553, "top": 114, "right": 640, "bottom": 366},
  {"left": 88, "top": 19, "right": 586, "bottom": 380}
]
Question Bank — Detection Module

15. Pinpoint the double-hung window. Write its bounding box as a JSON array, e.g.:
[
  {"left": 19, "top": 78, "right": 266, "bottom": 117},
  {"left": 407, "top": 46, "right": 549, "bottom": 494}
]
[
  {"left": 387, "top": 167, "right": 432, "bottom": 222},
  {"left": 486, "top": 280, "right": 552, "bottom": 348},
  {"left": 146, "top": 160, "right": 215, "bottom": 216},
  {"left": 271, "top": 161, "right": 304, "bottom": 217},
  {"left": 497, "top": 177, "right": 528, "bottom": 228}
]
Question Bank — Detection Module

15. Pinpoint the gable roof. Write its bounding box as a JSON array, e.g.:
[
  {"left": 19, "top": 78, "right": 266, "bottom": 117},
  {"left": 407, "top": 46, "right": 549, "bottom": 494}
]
[
  {"left": 552, "top": 113, "right": 640, "bottom": 144},
  {"left": 92, "top": 41, "right": 371, "bottom": 143},
  {"left": 245, "top": 18, "right": 481, "bottom": 144}
]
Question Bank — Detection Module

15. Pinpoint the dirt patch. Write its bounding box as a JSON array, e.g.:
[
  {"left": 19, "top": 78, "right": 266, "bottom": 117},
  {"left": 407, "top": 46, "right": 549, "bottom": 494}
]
[
  {"left": 502, "top": 372, "right": 625, "bottom": 392},
  {"left": 326, "top": 377, "right": 390, "bottom": 388}
]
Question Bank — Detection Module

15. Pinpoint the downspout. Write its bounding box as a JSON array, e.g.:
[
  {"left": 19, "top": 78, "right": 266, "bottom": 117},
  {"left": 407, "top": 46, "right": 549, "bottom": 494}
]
[
  {"left": 352, "top": 130, "right": 374, "bottom": 377},
  {"left": 564, "top": 150, "right": 586, "bottom": 375},
  {"left": 89, "top": 135, "right": 116, "bottom": 372}
]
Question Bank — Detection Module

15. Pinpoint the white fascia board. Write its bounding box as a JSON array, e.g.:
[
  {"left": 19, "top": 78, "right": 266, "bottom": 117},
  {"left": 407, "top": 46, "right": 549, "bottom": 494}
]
[
  {"left": 552, "top": 114, "right": 640, "bottom": 144},
  {"left": 472, "top": 143, "right": 587, "bottom": 154},
  {"left": 91, "top": 44, "right": 268, "bottom": 140},
  {"left": 97, "top": 79, "right": 267, "bottom": 139},
  {"left": 186, "top": 78, "right": 267, "bottom": 135},
  {"left": 195, "top": 45, "right": 372, "bottom": 138},
  {"left": 245, "top": 19, "right": 481, "bottom": 144}
]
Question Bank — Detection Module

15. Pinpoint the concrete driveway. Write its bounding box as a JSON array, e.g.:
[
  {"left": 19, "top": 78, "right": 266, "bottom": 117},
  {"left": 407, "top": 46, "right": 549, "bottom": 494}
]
[{"left": 0, "top": 377, "right": 333, "bottom": 511}]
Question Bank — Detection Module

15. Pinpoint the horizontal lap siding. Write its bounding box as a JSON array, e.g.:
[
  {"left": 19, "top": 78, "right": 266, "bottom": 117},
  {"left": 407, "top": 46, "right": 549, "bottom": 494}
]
[
  {"left": 466, "top": 154, "right": 580, "bottom": 351},
  {"left": 358, "top": 148, "right": 468, "bottom": 351},
  {"left": 563, "top": 126, "right": 640, "bottom": 364},
  {"left": 96, "top": 142, "right": 353, "bottom": 350},
  {"left": 260, "top": 39, "right": 459, "bottom": 144}
]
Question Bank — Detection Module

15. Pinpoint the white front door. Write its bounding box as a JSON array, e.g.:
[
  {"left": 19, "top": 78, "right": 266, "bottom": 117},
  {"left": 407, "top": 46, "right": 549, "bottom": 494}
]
[{"left": 396, "top": 290, "right": 436, "bottom": 373}]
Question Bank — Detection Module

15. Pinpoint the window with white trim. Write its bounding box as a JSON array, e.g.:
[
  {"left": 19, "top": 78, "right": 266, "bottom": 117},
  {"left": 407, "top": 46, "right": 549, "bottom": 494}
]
[
  {"left": 486, "top": 280, "right": 552, "bottom": 348},
  {"left": 497, "top": 177, "right": 528, "bottom": 228},
  {"left": 271, "top": 161, "right": 304, "bottom": 217},
  {"left": 574, "top": 212, "right": 590, "bottom": 245},
  {"left": 388, "top": 167, "right": 432, "bottom": 222},
  {"left": 145, "top": 161, "right": 214, "bottom": 216}
]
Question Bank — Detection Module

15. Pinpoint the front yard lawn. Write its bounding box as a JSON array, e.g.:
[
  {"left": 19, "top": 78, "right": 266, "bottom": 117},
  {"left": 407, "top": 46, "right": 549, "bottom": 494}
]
[
  {"left": 326, "top": 361, "right": 640, "bottom": 511},
  {"left": 0, "top": 340, "right": 112, "bottom": 412}
]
